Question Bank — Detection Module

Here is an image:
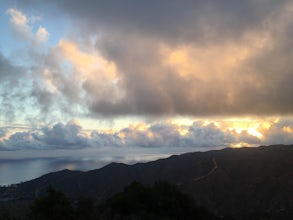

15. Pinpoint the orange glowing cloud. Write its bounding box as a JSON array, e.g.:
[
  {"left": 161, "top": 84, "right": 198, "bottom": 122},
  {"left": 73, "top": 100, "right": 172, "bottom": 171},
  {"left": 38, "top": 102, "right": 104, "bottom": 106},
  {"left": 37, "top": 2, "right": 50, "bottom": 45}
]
[
  {"left": 57, "top": 40, "right": 118, "bottom": 82},
  {"left": 161, "top": 28, "right": 272, "bottom": 82}
]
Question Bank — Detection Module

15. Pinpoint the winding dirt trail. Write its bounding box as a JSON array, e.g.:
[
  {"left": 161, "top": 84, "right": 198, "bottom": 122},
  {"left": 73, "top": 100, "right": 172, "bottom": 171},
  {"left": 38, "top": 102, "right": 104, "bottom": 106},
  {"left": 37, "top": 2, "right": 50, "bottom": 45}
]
[{"left": 193, "top": 158, "right": 218, "bottom": 182}]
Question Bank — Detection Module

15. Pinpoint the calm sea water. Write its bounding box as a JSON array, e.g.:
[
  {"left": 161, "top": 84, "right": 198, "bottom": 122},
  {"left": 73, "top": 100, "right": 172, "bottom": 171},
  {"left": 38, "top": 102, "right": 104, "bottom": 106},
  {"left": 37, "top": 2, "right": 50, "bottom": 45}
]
[
  {"left": 0, "top": 146, "right": 210, "bottom": 186},
  {"left": 0, "top": 157, "right": 107, "bottom": 186}
]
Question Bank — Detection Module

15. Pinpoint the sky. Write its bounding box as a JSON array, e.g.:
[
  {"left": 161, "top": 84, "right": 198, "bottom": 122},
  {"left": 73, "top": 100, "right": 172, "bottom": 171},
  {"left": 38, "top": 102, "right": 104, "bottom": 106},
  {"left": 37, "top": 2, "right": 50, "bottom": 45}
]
[{"left": 1, "top": 0, "right": 293, "bottom": 175}]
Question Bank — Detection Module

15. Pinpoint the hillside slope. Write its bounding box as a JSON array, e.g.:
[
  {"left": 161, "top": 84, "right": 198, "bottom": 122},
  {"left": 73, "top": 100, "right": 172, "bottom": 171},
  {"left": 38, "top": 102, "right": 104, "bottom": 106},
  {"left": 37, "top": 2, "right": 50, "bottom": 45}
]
[{"left": 0, "top": 145, "right": 292, "bottom": 219}]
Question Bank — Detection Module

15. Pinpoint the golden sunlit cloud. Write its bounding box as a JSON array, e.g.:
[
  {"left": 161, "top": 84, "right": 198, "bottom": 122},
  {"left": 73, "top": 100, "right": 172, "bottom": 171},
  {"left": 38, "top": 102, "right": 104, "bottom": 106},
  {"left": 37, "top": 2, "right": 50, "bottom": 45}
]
[
  {"left": 231, "top": 142, "right": 253, "bottom": 148},
  {"left": 161, "top": 27, "right": 272, "bottom": 82},
  {"left": 58, "top": 40, "right": 118, "bottom": 82},
  {"left": 247, "top": 128, "right": 263, "bottom": 139},
  {"left": 282, "top": 126, "right": 293, "bottom": 133}
]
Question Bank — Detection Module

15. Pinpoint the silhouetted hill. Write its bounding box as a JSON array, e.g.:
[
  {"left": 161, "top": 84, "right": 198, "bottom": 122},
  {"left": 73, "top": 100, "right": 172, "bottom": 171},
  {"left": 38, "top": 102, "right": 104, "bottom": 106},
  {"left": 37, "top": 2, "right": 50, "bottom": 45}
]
[{"left": 0, "top": 145, "right": 292, "bottom": 219}]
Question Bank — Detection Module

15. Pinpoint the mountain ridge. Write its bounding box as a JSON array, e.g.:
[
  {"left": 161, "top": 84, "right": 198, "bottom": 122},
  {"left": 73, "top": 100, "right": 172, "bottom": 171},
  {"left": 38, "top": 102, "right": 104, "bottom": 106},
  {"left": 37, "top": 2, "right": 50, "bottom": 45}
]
[{"left": 0, "top": 144, "right": 292, "bottom": 219}]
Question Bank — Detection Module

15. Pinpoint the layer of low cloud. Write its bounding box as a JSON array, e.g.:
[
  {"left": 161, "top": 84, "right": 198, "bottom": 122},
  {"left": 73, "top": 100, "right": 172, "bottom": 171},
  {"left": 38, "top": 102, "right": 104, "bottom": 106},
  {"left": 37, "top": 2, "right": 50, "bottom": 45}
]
[{"left": 1, "top": 118, "right": 293, "bottom": 151}]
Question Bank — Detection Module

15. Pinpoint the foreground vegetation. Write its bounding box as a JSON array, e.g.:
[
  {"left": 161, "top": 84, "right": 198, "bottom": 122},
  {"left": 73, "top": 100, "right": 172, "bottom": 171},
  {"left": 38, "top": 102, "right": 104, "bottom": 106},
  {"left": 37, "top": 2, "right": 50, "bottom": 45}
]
[{"left": 0, "top": 181, "right": 220, "bottom": 220}]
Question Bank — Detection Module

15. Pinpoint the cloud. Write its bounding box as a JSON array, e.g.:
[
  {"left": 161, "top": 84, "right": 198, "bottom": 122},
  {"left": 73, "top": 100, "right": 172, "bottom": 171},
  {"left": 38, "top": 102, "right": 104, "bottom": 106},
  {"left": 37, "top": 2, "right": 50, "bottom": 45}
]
[
  {"left": 260, "top": 118, "right": 293, "bottom": 145},
  {"left": 2, "top": 117, "right": 293, "bottom": 151},
  {"left": 91, "top": 131, "right": 122, "bottom": 147},
  {"left": 6, "top": 8, "right": 33, "bottom": 40},
  {"left": 237, "top": 131, "right": 262, "bottom": 145},
  {"left": 0, "top": 128, "right": 7, "bottom": 138},
  {"left": 187, "top": 122, "right": 235, "bottom": 147},
  {"left": 37, "top": 120, "right": 90, "bottom": 148},
  {"left": 0, "top": 120, "right": 90, "bottom": 150},
  {"left": 3, "top": 1, "right": 293, "bottom": 121},
  {"left": 23, "top": 0, "right": 292, "bottom": 117},
  {"left": 6, "top": 8, "right": 49, "bottom": 44},
  {"left": 0, "top": 53, "right": 21, "bottom": 82},
  {"left": 26, "top": 0, "right": 284, "bottom": 44},
  {"left": 116, "top": 122, "right": 235, "bottom": 148},
  {"left": 0, "top": 119, "right": 273, "bottom": 151},
  {"left": 100, "top": 1, "right": 293, "bottom": 116},
  {"left": 21, "top": 39, "right": 122, "bottom": 119},
  {"left": 0, "top": 53, "right": 30, "bottom": 121},
  {"left": 36, "top": 26, "right": 49, "bottom": 43},
  {"left": 5, "top": 131, "right": 39, "bottom": 150}
]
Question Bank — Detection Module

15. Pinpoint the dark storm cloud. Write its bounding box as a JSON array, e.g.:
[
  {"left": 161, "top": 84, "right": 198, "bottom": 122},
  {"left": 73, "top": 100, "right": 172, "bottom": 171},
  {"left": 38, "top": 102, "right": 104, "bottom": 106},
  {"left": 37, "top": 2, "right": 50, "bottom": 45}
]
[
  {"left": 54, "top": 0, "right": 293, "bottom": 117},
  {"left": 23, "top": 0, "right": 284, "bottom": 43}
]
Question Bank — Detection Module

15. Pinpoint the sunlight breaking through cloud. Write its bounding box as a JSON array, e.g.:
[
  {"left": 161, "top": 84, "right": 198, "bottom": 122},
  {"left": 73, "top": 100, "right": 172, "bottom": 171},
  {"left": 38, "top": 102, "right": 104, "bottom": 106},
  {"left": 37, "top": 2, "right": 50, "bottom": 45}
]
[{"left": 1, "top": 117, "right": 293, "bottom": 151}]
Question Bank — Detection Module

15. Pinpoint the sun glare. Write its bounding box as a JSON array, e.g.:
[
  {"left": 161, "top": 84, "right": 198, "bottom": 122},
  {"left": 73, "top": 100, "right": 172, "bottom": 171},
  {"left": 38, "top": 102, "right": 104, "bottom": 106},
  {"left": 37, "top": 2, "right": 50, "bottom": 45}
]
[
  {"left": 247, "top": 127, "right": 263, "bottom": 139},
  {"left": 221, "top": 118, "right": 265, "bottom": 140}
]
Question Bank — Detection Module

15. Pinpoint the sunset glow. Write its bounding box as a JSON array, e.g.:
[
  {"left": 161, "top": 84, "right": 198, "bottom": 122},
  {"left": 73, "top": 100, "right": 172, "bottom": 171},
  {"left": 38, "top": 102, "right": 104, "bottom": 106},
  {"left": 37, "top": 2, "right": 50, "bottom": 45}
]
[{"left": 1, "top": 0, "right": 293, "bottom": 184}]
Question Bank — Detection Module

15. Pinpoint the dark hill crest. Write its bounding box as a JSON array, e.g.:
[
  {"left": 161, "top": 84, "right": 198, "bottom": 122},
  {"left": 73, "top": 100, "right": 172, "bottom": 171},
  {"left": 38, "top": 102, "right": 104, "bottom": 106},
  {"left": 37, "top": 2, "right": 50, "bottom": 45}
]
[{"left": 0, "top": 145, "right": 292, "bottom": 219}]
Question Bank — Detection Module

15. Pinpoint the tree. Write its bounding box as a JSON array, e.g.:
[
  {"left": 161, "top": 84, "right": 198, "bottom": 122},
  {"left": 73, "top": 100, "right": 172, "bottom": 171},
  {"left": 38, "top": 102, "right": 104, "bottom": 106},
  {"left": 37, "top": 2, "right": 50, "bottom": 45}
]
[
  {"left": 74, "top": 196, "right": 96, "bottom": 220},
  {"left": 27, "top": 187, "right": 73, "bottom": 220},
  {"left": 0, "top": 214, "right": 19, "bottom": 220},
  {"left": 105, "top": 181, "right": 219, "bottom": 219}
]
